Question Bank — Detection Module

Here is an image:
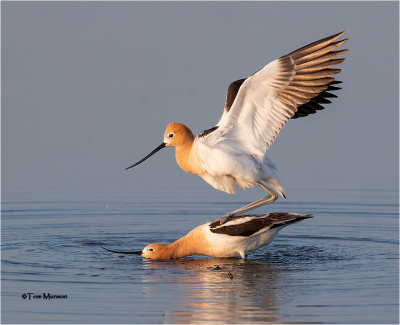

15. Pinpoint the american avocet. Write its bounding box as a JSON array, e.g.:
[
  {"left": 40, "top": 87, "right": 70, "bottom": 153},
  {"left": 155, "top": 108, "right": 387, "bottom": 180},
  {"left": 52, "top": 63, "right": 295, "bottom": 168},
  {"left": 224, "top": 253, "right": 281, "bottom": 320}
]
[
  {"left": 126, "top": 32, "right": 348, "bottom": 222},
  {"left": 102, "top": 213, "right": 311, "bottom": 259}
]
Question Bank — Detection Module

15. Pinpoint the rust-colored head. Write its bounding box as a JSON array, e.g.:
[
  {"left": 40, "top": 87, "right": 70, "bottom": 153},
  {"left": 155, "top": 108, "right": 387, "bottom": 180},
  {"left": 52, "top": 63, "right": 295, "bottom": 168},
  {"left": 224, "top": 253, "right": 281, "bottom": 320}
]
[
  {"left": 125, "top": 123, "right": 194, "bottom": 170},
  {"left": 163, "top": 123, "right": 194, "bottom": 147},
  {"left": 142, "top": 243, "right": 173, "bottom": 260},
  {"left": 125, "top": 122, "right": 194, "bottom": 170}
]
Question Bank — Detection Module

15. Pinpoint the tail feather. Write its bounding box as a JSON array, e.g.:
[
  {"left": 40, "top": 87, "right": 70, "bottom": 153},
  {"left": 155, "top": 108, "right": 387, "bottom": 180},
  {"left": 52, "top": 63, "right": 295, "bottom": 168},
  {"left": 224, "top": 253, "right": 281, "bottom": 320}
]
[{"left": 269, "top": 213, "right": 312, "bottom": 229}]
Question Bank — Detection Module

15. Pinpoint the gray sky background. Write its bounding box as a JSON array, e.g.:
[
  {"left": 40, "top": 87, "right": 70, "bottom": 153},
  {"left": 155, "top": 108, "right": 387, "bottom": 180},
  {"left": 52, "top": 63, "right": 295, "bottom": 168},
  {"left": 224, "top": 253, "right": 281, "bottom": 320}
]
[{"left": 2, "top": 1, "right": 399, "bottom": 202}]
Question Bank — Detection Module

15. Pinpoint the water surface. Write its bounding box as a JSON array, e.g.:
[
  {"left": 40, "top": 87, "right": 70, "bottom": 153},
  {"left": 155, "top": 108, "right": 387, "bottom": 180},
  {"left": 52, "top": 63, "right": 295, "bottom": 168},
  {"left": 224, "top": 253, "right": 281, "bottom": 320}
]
[{"left": 1, "top": 189, "right": 398, "bottom": 323}]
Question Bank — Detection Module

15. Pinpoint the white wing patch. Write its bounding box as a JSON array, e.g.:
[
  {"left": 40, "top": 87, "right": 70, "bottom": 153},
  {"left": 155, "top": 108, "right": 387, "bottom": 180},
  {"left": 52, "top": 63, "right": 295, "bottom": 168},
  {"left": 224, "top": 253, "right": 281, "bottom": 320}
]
[{"left": 217, "top": 56, "right": 297, "bottom": 160}]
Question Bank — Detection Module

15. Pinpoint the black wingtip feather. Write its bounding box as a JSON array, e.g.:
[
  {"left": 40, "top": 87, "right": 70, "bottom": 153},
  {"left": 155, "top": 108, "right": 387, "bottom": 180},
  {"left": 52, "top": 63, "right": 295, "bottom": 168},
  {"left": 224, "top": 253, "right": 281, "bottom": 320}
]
[
  {"left": 292, "top": 80, "right": 342, "bottom": 119},
  {"left": 320, "top": 91, "right": 337, "bottom": 98},
  {"left": 270, "top": 214, "right": 312, "bottom": 229}
]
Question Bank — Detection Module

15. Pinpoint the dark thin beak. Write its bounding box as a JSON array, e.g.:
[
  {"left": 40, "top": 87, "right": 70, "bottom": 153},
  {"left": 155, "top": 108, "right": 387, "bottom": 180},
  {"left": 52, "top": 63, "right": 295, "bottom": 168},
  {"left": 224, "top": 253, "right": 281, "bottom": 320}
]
[
  {"left": 101, "top": 246, "right": 142, "bottom": 255},
  {"left": 125, "top": 143, "right": 166, "bottom": 170}
]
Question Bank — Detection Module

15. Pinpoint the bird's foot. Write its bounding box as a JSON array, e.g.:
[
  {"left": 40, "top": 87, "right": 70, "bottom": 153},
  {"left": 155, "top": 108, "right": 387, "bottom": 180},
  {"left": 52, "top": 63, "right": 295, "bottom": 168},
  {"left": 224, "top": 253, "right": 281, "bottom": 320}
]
[
  {"left": 210, "top": 213, "right": 236, "bottom": 228},
  {"left": 220, "top": 214, "right": 236, "bottom": 225}
]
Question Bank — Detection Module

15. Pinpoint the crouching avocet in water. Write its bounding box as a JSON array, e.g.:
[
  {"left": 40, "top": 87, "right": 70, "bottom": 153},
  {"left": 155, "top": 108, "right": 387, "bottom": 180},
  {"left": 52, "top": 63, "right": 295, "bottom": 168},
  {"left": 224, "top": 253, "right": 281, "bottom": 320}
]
[
  {"left": 126, "top": 32, "right": 348, "bottom": 222},
  {"left": 102, "top": 213, "right": 311, "bottom": 259}
]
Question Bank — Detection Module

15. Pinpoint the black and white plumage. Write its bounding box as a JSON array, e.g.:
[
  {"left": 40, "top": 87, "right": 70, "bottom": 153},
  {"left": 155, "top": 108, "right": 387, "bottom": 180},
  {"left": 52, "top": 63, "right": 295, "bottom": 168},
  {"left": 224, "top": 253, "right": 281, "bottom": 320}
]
[
  {"left": 204, "top": 213, "right": 312, "bottom": 258},
  {"left": 103, "top": 213, "right": 312, "bottom": 260}
]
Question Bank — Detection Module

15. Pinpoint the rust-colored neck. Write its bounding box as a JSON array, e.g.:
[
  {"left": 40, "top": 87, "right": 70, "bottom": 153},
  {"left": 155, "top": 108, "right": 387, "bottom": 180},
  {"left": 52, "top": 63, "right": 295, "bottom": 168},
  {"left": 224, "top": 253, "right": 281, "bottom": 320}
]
[
  {"left": 174, "top": 137, "right": 203, "bottom": 176},
  {"left": 168, "top": 226, "right": 207, "bottom": 258}
]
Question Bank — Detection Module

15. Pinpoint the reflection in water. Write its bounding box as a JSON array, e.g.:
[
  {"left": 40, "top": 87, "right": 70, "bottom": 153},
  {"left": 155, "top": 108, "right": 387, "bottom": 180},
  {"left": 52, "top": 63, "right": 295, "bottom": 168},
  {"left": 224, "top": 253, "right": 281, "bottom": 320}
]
[{"left": 142, "top": 258, "right": 282, "bottom": 323}]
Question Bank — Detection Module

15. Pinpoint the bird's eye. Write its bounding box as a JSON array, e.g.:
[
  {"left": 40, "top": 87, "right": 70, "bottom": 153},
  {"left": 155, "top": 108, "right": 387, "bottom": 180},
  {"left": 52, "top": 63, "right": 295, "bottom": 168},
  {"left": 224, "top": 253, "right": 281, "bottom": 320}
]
[
  {"left": 168, "top": 133, "right": 174, "bottom": 138},
  {"left": 148, "top": 248, "right": 154, "bottom": 252}
]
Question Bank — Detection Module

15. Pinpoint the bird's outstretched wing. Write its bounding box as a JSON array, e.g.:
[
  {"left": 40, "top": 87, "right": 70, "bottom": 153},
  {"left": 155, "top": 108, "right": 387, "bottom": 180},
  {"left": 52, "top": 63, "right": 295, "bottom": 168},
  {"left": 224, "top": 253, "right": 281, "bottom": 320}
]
[{"left": 199, "top": 31, "right": 348, "bottom": 160}]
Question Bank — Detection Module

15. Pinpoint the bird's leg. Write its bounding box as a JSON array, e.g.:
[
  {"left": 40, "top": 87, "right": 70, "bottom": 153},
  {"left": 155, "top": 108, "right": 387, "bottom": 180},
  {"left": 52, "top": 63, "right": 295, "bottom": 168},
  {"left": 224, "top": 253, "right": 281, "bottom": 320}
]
[
  {"left": 225, "top": 184, "right": 278, "bottom": 216},
  {"left": 211, "top": 183, "right": 278, "bottom": 226}
]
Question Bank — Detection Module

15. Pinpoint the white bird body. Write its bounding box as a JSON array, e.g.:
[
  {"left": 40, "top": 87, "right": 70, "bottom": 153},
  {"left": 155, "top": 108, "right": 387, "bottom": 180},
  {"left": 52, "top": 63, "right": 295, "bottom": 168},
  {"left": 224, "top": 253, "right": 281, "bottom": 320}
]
[
  {"left": 106, "top": 212, "right": 312, "bottom": 260},
  {"left": 201, "top": 217, "right": 282, "bottom": 258},
  {"left": 194, "top": 137, "right": 280, "bottom": 194}
]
